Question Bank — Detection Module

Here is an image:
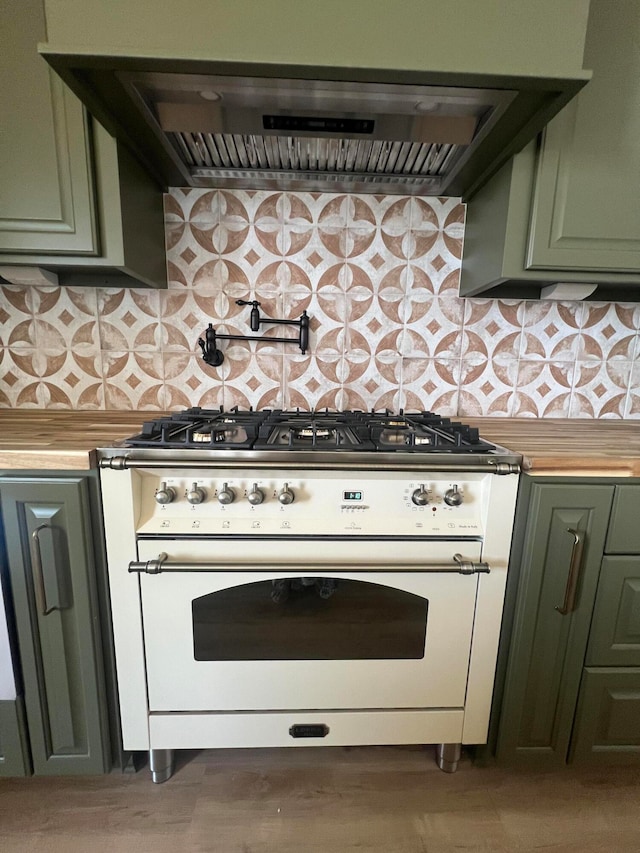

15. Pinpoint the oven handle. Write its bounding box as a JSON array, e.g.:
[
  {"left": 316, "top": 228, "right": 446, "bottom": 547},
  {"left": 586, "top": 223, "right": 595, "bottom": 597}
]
[{"left": 127, "top": 552, "right": 490, "bottom": 575}]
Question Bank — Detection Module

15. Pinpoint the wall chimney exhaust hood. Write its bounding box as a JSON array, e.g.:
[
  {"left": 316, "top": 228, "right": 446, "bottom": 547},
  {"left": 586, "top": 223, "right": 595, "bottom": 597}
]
[{"left": 40, "top": 0, "right": 592, "bottom": 198}]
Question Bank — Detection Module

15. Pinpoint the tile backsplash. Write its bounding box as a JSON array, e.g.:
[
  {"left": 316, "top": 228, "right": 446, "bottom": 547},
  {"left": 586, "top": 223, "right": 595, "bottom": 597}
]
[{"left": 1, "top": 189, "right": 639, "bottom": 417}]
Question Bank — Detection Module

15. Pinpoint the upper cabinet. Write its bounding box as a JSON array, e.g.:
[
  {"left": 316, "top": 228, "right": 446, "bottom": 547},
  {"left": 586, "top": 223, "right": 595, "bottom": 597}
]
[
  {"left": 460, "top": 0, "right": 640, "bottom": 302},
  {"left": 0, "top": 0, "right": 167, "bottom": 288}
]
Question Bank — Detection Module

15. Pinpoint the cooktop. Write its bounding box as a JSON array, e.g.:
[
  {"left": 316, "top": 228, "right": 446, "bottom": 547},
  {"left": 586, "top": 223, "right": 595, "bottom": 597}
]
[{"left": 123, "top": 408, "right": 497, "bottom": 454}]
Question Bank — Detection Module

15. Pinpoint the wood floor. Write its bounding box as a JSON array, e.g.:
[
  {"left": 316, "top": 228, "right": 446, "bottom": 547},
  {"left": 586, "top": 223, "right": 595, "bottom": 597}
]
[{"left": 1, "top": 746, "right": 639, "bottom": 852}]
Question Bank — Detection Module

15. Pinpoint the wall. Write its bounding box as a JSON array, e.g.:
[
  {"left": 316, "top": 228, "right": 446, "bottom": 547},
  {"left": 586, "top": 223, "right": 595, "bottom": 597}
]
[{"left": 0, "top": 188, "right": 639, "bottom": 417}]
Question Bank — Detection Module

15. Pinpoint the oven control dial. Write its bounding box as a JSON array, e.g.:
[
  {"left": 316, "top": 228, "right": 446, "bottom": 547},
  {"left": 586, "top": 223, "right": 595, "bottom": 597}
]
[
  {"left": 187, "top": 482, "right": 206, "bottom": 505},
  {"left": 154, "top": 481, "right": 176, "bottom": 505},
  {"left": 217, "top": 483, "right": 236, "bottom": 505},
  {"left": 444, "top": 485, "right": 463, "bottom": 507},
  {"left": 247, "top": 483, "right": 265, "bottom": 506},
  {"left": 411, "top": 484, "right": 429, "bottom": 506},
  {"left": 277, "top": 483, "right": 295, "bottom": 505}
]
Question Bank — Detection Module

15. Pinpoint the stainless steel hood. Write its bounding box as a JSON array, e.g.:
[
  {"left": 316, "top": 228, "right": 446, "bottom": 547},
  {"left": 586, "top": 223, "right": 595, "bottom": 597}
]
[{"left": 40, "top": 0, "right": 592, "bottom": 198}]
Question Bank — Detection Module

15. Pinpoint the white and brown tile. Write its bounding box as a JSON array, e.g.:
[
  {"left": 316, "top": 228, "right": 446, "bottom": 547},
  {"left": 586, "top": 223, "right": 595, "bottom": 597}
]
[
  {"left": 569, "top": 361, "right": 633, "bottom": 418},
  {"left": 1, "top": 189, "right": 639, "bottom": 417}
]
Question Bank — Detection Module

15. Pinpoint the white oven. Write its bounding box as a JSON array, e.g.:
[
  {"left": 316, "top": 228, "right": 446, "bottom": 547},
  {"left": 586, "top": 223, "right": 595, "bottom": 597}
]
[{"left": 100, "top": 458, "right": 519, "bottom": 782}]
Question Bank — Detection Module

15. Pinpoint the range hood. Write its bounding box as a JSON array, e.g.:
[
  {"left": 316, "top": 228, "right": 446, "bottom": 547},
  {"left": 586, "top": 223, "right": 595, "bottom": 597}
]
[{"left": 40, "top": 0, "right": 592, "bottom": 198}]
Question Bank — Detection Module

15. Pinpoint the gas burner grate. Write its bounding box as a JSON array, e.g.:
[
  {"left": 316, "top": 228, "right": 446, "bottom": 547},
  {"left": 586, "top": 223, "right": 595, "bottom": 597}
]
[
  {"left": 122, "top": 407, "right": 496, "bottom": 453},
  {"left": 125, "top": 407, "right": 270, "bottom": 449}
]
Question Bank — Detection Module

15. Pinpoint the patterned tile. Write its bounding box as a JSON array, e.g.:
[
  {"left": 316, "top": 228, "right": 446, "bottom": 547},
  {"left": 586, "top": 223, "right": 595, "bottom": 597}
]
[
  {"left": 0, "top": 348, "right": 105, "bottom": 409},
  {"left": 458, "top": 358, "right": 519, "bottom": 417},
  {"left": 624, "top": 360, "right": 640, "bottom": 418},
  {"left": 513, "top": 361, "right": 575, "bottom": 417},
  {"left": 0, "top": 189, "right": 638, "bottom": 417},
  {"left": 463, "top": 299, "right": 525, "bottom": 361},
  {"left": 97, "top": 289, "right": 162, "bottom": 351},
  {"left": 569, "top": 361, "right": 632, "bottom": 418},
  {"left": 400, "top": 358, "right": 461, "bottom": 415},
  {"left": 577, "top": 302, "right": 640, "bottom": 361},
  {"left": 521, "top": 300, "right": 583, "bottom": 361}
]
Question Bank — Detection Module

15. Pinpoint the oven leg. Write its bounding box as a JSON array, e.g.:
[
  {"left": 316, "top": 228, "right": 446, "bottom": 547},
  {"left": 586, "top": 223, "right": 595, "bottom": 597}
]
[
  {"left": 435, "top": 743, "right": 462, "bottom": 773},
  {"left": 149, "top": 748, "right": 174, "bottom": 783}
]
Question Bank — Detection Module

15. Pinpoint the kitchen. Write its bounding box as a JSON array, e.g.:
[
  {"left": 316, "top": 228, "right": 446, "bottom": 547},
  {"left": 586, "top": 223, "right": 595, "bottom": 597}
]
[{"left": 1, "top": 0, "right": 640, "bottom": 849}]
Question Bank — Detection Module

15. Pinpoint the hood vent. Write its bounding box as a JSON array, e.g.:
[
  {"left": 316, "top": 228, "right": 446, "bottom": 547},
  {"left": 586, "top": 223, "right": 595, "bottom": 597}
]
[
  {"left": 120, "top": 73, "right": 514, "bottom": 195},
  {"left": 40, "top": 0, "right": 591, "bottom": 199},
  {"left": 173, "top": 133, "right": 458, "bottom": 191}
]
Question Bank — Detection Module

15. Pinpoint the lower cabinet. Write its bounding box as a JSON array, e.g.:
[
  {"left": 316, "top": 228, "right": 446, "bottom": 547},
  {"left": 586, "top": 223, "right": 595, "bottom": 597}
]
[
  {"left": 571, "top": 669, "right": 640, "bottom": 763},
  {"left": 495, "top": 479, "right": 640, "bottom": 766},
  {"left": 0, "top": 476, "right": 111, "bottom": 775}
]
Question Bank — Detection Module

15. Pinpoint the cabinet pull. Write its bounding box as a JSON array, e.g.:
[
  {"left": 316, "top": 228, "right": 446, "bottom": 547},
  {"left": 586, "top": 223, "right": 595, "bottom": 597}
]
[
  {"left": 30, "top": 524, "right": 57, "bottom": 616},
  {"left": 555, "top": 527, "right": 584, "bottom": 615}
]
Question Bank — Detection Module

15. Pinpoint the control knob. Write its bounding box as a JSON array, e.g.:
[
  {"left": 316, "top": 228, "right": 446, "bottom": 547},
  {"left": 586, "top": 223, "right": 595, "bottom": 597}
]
[
  {"left": 247, "top": 483, "right": 265, "bottom": 506},
  {"left": 411, "top": 484, "right": 429, "bottom": 506},
  {"left": 444, "top": 485, "right": 463, "bottom": 507},
  {"left": 154, "top": 481, "right": 176, "bottom": 505},
  {"left": 278, "top": 483, "right": 295, "bottom": 505},
  {"left": 217, "top": 483, "right": 236, "bottom": 505},
  {"left": 186, "top": 482, "right": 206, "bottom": 505}
]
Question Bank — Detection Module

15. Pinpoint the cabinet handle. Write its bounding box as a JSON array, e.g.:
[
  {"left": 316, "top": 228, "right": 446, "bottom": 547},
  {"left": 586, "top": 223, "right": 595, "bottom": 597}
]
[
  {"left": 30, "top": 524, "right": 58, "bottom": 616},
  {"left": 555, "top": 527, "right": 584, "bottom": 616}
]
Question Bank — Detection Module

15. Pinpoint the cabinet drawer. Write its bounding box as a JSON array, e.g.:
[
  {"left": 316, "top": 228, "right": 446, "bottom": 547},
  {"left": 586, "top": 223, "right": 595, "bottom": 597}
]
[
  {"left": 587, "top": 557, "right": 640, "bottom": 666},
  {"left": 606, "top": 487, "right": 640, "bottom": 553},
  {"left": 571, "top": 668, "right": 640, "bottom": 764}
]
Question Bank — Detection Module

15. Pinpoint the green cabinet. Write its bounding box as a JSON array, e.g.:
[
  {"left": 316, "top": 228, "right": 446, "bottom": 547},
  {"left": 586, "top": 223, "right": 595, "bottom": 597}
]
[
  {"left": 460, "top": 0, "right": 640, "bottom": 301},
  {"left": 587, "top": 557, "right": 640, "bottom": 667},
  {"left": 495, "top": 479, "right": 640, "bottom": 766},
  {"left": 495, "top": 482, "right": 614, "bottom": 765},
  {"left": 571, "top": 669, "right": 640, "bottom": 763},
  {"left": 0, "top": 0, "right": 166, "bottom": 288},
  {"left": 0, "top": 476, "right": 111, "bottom": 775},
  {"left": 0, "top": 700, "right": 30, "bottom": 777}
]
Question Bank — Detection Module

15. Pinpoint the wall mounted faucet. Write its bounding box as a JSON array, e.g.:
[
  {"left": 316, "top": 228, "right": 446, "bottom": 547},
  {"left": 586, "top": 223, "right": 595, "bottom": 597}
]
[{"left": 198, "top": 300, "right": 309, "bottom": 368}]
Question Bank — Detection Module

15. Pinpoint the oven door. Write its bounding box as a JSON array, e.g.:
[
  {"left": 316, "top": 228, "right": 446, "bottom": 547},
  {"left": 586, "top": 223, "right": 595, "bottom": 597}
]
[{"left": 136, "top": 539, "right": 483, "bottom": 712}]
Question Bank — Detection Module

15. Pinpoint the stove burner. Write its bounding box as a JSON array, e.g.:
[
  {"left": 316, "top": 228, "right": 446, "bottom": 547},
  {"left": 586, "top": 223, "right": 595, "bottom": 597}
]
[
  {"left": 294, "top": 427, "right": 333, "bottom": 441},
  {"left": 123, "top": 408, "right": 496, "bottom": 454}
]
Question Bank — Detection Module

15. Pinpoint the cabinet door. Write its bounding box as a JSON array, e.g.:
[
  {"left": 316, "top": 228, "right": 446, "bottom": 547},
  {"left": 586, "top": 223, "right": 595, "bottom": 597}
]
[
  {"left": 587, "top": 557, "right": 640, "bottom": 667},
  {"left": 496, "top": 483, "right": 613, "bottom": 766},
  {"left": 0, "top": 478, "right": 109, "bottom": 774},
  {"left": 0, "top": 700, "right": 30, "bottom": 777},
  {"left": 0, "top": 0, "right": 98, "bottom": 255},
  {"left": 571, "top": 668, "right": 640, "bottom": 763},
  {"left": 525, "top": 0, "right": 640, "bottom": 273},
  {"left": 606, "top": 486, "right": 640, "bottom": 554}
]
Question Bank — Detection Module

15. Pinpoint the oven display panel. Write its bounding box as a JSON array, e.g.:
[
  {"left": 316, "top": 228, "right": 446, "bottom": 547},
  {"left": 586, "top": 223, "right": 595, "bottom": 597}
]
[{"left": 343, "top": 491, "right": 363, "bottom": 501}]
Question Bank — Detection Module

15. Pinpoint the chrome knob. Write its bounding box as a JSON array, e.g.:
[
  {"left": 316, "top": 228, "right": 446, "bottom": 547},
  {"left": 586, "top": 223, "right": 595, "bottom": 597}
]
[
  {"left": 187, "top": 482, "right": 206, "bottom": 505},
  {"left": 444, "top": 485, "right": 463, "bottom": 507},
  {"left": 247, "top": 483, "right": 265, "bottom": 506},
  {"left": 278, "top": 483, "right": 295, "bottom": 505},
  {"left": 217, "top": 483, "right": 236, "bottom": 505},
  {"left": 155, "top": 481, "right": 176, "bottom": 505},
  {"left": 411, "top": 484, "right": 429, "bottom": 506}
]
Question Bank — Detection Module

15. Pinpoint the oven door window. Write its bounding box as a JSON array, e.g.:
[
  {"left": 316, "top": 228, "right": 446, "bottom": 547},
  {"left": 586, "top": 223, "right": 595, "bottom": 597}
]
[{"left": 192, "top": 577, "right": 428, "bottom": 660}]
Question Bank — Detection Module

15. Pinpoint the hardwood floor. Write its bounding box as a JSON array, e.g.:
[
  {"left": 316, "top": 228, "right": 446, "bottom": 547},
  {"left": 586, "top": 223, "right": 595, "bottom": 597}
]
[{"left": 1, "top": 746, "right": 639, "bottom": 852}]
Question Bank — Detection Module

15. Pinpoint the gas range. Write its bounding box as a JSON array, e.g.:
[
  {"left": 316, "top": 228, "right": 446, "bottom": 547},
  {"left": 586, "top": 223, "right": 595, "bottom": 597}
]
[
  {"left": 98, "top": 407, "right": 521, "bottom": 782},
  {"left": 101, "top": 408, "right": 520, "bottom": 472}
]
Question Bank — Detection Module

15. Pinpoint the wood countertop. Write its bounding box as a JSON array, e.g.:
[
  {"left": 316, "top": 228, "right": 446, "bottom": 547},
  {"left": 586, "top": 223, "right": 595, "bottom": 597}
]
[
  {"left": 466, "top": 418, "right": 640, "bottom": 477},
  {"left": 0, "top": 411, "right": 639, "bottom": 476},
  {"left": 0, "top": 411, "right": 144, "bottom": 470}
]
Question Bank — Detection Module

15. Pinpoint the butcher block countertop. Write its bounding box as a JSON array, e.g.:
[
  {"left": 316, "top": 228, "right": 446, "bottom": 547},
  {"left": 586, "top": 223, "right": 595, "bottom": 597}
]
[
  {"left": 0, "top": 410, "right": 639, "bottom": 476},
  {"left": 0, "top": 411, "right": 144, "bottom": 471}
]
